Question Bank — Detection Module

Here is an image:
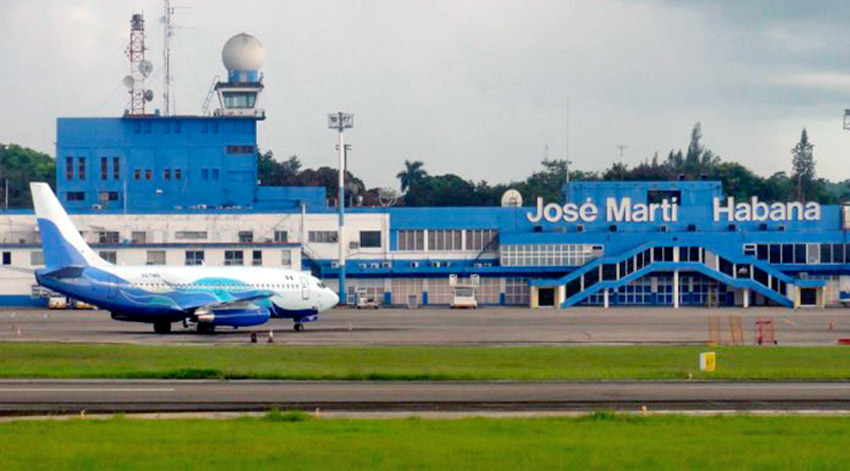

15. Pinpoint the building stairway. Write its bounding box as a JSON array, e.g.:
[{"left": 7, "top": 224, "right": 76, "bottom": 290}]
[{"left": 531, "top": 243, "right": 822, "bottom": 309}]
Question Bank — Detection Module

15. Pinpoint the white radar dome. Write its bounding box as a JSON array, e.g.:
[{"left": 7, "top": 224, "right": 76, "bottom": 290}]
[{"left": 222, "top": 33, "right": 265, "bottom": 71}]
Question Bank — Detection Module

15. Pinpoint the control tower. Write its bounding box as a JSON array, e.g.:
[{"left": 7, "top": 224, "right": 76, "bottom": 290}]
[{"left": 214, "top": 33, "right": 265, "bottom": 118}]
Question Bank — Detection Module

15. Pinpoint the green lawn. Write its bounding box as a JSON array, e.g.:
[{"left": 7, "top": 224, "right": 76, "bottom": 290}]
[
  {"left": 1, "top": 413, "right": 849, "bottom": 470},
  {"left": 1, "top": 343, "right": 849, "bottom": 380}
]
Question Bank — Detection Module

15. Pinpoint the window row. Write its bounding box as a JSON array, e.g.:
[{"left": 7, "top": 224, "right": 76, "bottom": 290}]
[
  {"left": 745, "top": 243, "right": 850, "bottom": 265},
  {"left": 99, "top": 157, "right": 121, "bottom": 181},
  {"left": 93, "top": 249, "right": 292, "bottom": 267},
  {"left": 397, "top": 229, "right": 499, "bottom": 252},
  {"left": 132, "top": 168, "right": 184, "bottom": 181},
  {"left": 501, "top": 244, "right": 594, "bottom": 267},
  {"left": 1, "top": 251, "right": 44, "bottom": 266},
  {"left": 90, "top": 230, "right": 289, "bottom": 244}
]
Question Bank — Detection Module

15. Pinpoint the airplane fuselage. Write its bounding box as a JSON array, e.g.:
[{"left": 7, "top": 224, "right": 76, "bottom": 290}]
[{"left": 36, "top": 264, "right": 337, "bottom": 327}]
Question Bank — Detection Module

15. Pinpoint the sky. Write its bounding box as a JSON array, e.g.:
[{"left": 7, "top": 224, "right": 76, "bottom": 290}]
[{"left": 2, "top": 0, "right": 850, "bottom": 190}]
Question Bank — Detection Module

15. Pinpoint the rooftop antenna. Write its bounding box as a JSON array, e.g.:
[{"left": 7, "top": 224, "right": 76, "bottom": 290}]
[
  {"left": 616, "top": 144, "right": 629, "bottom": 161},
  {"left": 124, "top": 13, "right": 154, "bottom": 115},
  {"left": 162, "top": 0, "right": 174, "bottom": 115},
  {"left": 565, "top": 98, "right": 572, "bottom": 184}
]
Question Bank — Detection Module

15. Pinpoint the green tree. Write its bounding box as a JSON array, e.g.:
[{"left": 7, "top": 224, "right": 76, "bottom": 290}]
[
  {"left": 791, "top": 128, "right": 815, "bottom": 202},
  {"left": 396, "top": 160, "right": 428, "bottom": 193},
  {"left": 0, "top": 143, "right": 55, "bottom": 208},
  {"left": 257, "top": 151, "right": 302, "bottom": 186},
  {"left": 403, "top": 174, "right": 478, "bottom": 206}
]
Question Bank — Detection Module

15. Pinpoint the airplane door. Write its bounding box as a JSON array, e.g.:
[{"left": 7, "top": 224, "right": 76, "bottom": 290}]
[{"left": 300, "top": 276, "right": 309, "bottom": 300}]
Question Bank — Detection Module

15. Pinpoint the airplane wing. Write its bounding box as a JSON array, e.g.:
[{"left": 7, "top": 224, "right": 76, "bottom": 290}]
[{"left": 188, "top": 291, "right": 276, "bottom": 313}]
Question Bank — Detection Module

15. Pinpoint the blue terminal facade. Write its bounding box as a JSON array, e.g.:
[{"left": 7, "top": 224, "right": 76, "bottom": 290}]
[{"left": 52, "top": 114, "right": 850, "bottom": 310}]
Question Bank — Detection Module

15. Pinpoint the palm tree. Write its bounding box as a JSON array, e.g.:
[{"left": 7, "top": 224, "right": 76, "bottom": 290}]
[{"left": 396, "top": 160, "right": 427, "bottom": 193}]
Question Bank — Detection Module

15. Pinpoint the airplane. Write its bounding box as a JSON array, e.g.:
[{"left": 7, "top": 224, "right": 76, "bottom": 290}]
[{"left": 29, "top": 182, "right": 339, "bottom": 334}]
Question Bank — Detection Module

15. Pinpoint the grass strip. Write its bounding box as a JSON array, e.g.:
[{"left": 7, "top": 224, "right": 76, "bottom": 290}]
[
  {"left": 0, "top": 343, "right": 848, "bottom": 380},
  {"left": 1, "top": 413, "right": 849, "bottom": 470}
]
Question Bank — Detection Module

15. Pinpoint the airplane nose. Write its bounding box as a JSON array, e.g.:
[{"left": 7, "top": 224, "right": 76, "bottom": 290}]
[{"left": 327, "top": 289, "right": 340, "bottom": 308}]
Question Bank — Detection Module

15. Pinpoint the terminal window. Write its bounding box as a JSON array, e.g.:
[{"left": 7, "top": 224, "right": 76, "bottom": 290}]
[
  {"left": 113, "top": 157, "right": 120, "bottom": 180},
  {"left": 309, "top": 231, "right": 338, "bottom": 243},
  {"left": 98, "top": 231, "right": 120, "bottom": 244},
  {"left": 66, "top": 192, "right": 85, "bottom": 202},
  {"left": 359, "top": 231, "right": 381, "bottom": 248},
  {"left": 428, "top": 230, "right": 463, "bottom": 251},
  {"left": 225, "top": 250, "right": 244, "bottom": 266},
  {"left": 397, "top": 230, "right": 425, "bottom": 251},
  {"left": 647, "top": 190, "right": 680, "bottom": 204},
  {"left": 465, "top": 229, "right": 498, "bottom": 251},
  {"left": 281, "top": 250, "right": 292, "bottom": 266},
  {"left": 100, "top": 157, "right": 108, "bottom": 180},
  {"left": 185, "top": 250, "right": 204, "bottom": 266},
  {"left": 131, "top": 232, "right": 146, "bottom": 244},
  {"left": 145, "top": 169, "right": 152, "bottom": 181},
  {"left": 77, "top": 157, "right": 86, "bottom": 180},
  {"left": 174, "top": 169, "right": 182, "bottom": 180},
  {"left": 134, "top": 169, "right": 141, "bottom": 180},
  {"left": 2, "top": 252, "right": 10, "bottom": 265},
  {"left": 175, "top": 231, "right": 207, "bottom": 241},
  {"left": 274, "top": 231, "right": 288, "bottom": 243},
  {"left": 65, "top": 157, "right": 73, "bottom": 180},
  {"left": 30, "top": 251, "right": 44, "bottom": 266},
  {"left": 146, "top": 250, "right": 166, "bottom": 265},
  {"left": 98, "top": 251, "right": 117, "bottom": 264},
  {"left": 501, "top": 244, "right": 593, "bottom": 267},
  {"left": 239, "top": 231, "right": 254, "bottom": 243},
  {"left": 252, "top": 250, "right": 263, "bottom": 266},
  {"left": 201, "top": 168, "right": 209, "bottom": 181}
]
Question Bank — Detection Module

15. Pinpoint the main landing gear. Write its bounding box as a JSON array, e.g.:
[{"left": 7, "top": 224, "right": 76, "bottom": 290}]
[
  {"left": 153, "top": 321, "right": 172, "bottom": 334},
  {"left": 293, "top": 322, "right": 304, "bottom": 332}
]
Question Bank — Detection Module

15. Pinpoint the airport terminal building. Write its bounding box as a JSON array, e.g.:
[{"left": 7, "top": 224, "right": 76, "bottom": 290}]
[
  {"left": 1, "top": 114, "right": 849, "bottom": 310},
  {"left": 1, "top": 31, "right": 849, "bottom": 310}
]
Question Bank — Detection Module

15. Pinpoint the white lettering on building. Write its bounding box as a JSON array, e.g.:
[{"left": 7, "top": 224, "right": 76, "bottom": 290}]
[{"left": 712, "top": 197, "right": 820, "bottom": 223}]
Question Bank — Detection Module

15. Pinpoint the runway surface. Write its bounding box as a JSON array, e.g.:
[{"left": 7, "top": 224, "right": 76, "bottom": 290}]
[
  {"left": 1, "top": 306, "right": 848, "bottom": 345},
  {"left": 1, "top": 380, "right": 849, "bottom": 414}
]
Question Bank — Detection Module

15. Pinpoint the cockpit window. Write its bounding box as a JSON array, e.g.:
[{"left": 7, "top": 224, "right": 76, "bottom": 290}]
[{"left": 317, "top": 281, "right": 326, "bottom": 289}]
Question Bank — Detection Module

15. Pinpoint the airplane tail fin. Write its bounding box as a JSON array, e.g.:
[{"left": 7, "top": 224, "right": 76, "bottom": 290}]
[{"left": 30, "top": 182, "right": 109, "bottom": 268}]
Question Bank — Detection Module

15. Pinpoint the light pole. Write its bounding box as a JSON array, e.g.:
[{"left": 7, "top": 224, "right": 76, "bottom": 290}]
[{"left": 328, "top": 111, "right": 353, "bottom": 303}]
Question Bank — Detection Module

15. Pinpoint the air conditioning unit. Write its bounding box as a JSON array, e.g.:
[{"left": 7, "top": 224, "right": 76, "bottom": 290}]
[
  {"left": 381, "top": 262, "right": 392, "bottom": 268},
  {"left": 91, "top": 204, "right": 103, "bottom": 210},
  {"left": 410, "top": 262, "right": 419, "bottom": 268},
  {"left": 432, "top": 261, "right": 442, "bottom": 267},
  {"left": 576, "top": 224, "right": 585, "bottom": 232},
  {"left": 330, "top": 261, "right": 340, "bottom": 268},
  {"left": 358, "top": 263, "right": 367, "bottom": 269},
  {"left": 349, "top": 241, "right": 360, "bottom": 249},
  {"left": 687, "top": 224, "right": 696, "bottom": 232},
  {"left": 659, "top": 225, "right": 668, "bottom": 232},
  {"left": 370, "top": 263, "right": 380, "bottom": 269}
]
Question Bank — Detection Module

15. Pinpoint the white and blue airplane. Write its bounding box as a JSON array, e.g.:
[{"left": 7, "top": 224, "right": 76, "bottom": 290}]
[{"left": 30, "top": 182, "right": 339, "bottom": 334}]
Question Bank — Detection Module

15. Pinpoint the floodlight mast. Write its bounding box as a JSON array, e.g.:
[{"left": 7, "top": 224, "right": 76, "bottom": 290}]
[{"left": 328, "top": 112, "right": 353, "bottom": 303}]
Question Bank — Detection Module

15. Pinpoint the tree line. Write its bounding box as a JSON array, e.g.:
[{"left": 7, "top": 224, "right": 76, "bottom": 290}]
[
  {"left": 392, "top": 123, "right": 848, "bottom": 206},
  {"left": 1, "top": 122, "right": 848, "bottom": 209}
]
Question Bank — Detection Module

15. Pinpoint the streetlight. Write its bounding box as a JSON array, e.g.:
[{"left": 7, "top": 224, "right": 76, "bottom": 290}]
[{"left": 328, "top": 111, "right": 353, "bottom": 303}]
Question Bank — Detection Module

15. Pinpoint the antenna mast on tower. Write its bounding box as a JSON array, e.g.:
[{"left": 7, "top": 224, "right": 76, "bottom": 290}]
[
  {"left": 124, "top": 13, "right": 153, "bottom": 115},
  {"left": 163, "top": 0, "right": 175, "bottom": 116}
]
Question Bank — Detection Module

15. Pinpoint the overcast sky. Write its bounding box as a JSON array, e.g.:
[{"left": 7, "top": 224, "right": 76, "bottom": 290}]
[{"left": 2, "top": 0, "right": 850, "bottom": 189}]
